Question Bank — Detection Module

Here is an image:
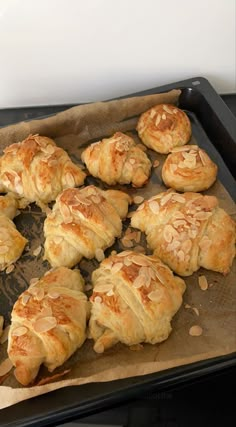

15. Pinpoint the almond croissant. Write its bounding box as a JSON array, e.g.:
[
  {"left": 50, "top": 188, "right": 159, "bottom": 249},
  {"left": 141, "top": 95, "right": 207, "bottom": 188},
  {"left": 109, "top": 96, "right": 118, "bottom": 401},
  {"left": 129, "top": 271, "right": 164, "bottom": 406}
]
[
  {"left": 0, "top": 134, "right": 86, "bottom": 209},
  {"left": 7, "top": 267, "right": 90, "bottom": 385},
  {"left": 44, "top": 185, "right": 131, "bottom": 268},
  {"left": 81, "top": 132, "right": 151, "bottom": 187},
  {"left": 131, "top": 190, "right": 235, "bottom": 276},
  {"left": 89, "top": 251, "right": 186, "bottom": 353},
  {"left": 0, "top": 193, "right": 27, "bottom": 271}
]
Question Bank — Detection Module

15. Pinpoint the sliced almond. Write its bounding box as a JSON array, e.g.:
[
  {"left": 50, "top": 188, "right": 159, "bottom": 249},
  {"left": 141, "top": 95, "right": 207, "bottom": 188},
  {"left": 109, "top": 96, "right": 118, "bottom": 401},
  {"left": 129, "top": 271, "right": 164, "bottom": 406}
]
[
  {"left": 181, "top": 239, "right": 192, "bottom": 254},
  {"left": 185, "top": 303, "right": 191, "bottom": 309},
  {"left": 95, "top": 283, "right": 113, "bottom": 293},
  {"left": 0, "top": 325, "right": 10, "bottom": 344},
  {"left": 133, "top": 196, "right": 144, "bottom": 204},
  {"left": 149, "top": 200, "right": 160, "bottom": 214},
  {"left": 106, "top": 289, "right": 114, "bottom": 297},
  {"left": 5, "top": 264, "right": 15, "bottom": 274},
  {"left": 111, "top": 262, "right": 123, "bottom": 274},
  {"left": 198, "top": 150, "right": 208, "bottom": 166},
  {"left": 95, "top": 248, "right": 105, "bottom": 262},
  {"left": 129, "top": 343, "right": 143, "bottom": 351},
  {"left": 162, "top": 113, "right": 166, "bottom": 120},
  {"left": 153, "top": 160, "right": 160, "bottom": 168},
  {"left": 148, "top": 289, "right": 163, "bottom": 301},
  {"left": 154, "top": 269, "right": 165, "bottom": 284},
  {"left": 171, "top": 194, "right": 186, "bottom": 203},
  {"left": 137, "top": 203, "right": 145, "bottom": 211},
  {"left": 124, "top": 258, "right": 133, "bottom": 266},
  {"left": 155, "top": 114, "right": 161, "bottom": 127},
  {"left": 133, "top": 275, "right": 145, "bottom": 289},
  {"left": 121, "top": 238, "right": 133, "bottom": 248},
  {"left": 33, "top": 245, "right": 42, "bottom": 257},
  {"left": 22, "top": 294, "right": 31, "bottom": 305},
  {"left": 12, "top": 326, "right": 28, "bottom": 337},
  {"left": 189, "top": 325, "right": 203, "bottom": 336},
  {"left": 35, "top": 288, "right": 45, "bottom": 301},
  {"left": 94, "top": 295, "right": 102, "bottom": 304},
  {"left": 34, "top": 316, "right": 57, "bottom": 333},
  {"left": 192, "top": 307, "right": 200, "bottom": 316},
  {"left": 163, "top": 105, "right": 173, "bottom": 114},
  {"left": 133, "top": 245, "right": 145, "bottom": 254},
  {"left": 91, "top": 195, "right": 101, "bottom": 204},
  {"left": 194, "top": 211, "right": 212, "bottom": 221},
  {"left": 160, "top": 193, "right": 173, "bottom": 206},
  {"left": 48, "top": 291, "right": 60, "bottom": 299},
  {"left": 111, "top": 250, "right": 117, "bottom": 256},
  {"left": 129, "top": 158, "right": 136, "bottom": 165},
  {"left": 132, "top": 256, "right": 150, "bottom": 267},
  {"left": 198, "top": 275, "right": 208, "bottom": 291},
  {"left": 30, "top": 277, "right": 39, "bottom": 286},
  {"left": 0, "top": 358, "right": 13, "bottom": 376}
]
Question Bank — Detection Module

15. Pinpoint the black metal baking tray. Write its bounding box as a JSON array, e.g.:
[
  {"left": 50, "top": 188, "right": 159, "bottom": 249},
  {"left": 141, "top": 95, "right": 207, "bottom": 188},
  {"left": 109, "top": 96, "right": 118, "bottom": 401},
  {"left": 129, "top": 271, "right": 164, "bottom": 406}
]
[{"left": 0, "top": 77, "right": 235, "bottom": 427}]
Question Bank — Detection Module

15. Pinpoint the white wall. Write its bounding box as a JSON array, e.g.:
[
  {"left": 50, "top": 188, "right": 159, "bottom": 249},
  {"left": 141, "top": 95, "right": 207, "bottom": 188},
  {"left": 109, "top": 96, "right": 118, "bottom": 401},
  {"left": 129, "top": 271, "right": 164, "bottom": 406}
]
[{"left": 0, "top": 0, "right": 235, "bottom": 108}]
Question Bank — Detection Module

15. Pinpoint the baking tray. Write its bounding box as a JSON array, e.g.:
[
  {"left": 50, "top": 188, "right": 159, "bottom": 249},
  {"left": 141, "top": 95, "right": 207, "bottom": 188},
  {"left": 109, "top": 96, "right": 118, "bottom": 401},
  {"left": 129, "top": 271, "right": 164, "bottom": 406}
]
[{"left": 0, "top": 77, "right": 235, "bottom": 426}]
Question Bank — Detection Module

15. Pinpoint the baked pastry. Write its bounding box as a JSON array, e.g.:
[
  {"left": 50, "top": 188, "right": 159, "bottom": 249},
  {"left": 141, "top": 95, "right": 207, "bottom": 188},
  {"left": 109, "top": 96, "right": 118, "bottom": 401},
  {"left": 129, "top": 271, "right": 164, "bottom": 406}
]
[
  {"left": 7, "top": 267, "right": 90, "bottom": 385},
  {"left": 0, "top": 194, "right": 27, "bottom": 271},
  {"left": 0, "top": 134, "right": 86, "bottom": 209},
  {"left": 162, "top": 145, "right": 218, "bottom": 192},
  {"left": 89, "top": 251, "right": 186, "bottom": 353},
  {"left": 0, "top": 192, "right": 18, "bottom": 219},
  {"left": 44, "top": 186, "right": 131, "bottom": 268},
  {"left": 81, "top": 132, "right": 152, "bottom": 187},
  {"left": 131, "top": 190, "right": 235, "bottom": 276},
  {"left": 137, "top": 104, "right": 191, "bottom": 153}
]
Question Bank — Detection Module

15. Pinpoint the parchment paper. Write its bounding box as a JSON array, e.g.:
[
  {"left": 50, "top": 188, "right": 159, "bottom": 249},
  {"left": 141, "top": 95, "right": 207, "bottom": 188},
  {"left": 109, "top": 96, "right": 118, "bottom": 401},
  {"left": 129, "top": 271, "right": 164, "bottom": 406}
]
[{"left": 0, "top": 89, "right": 235, "bottom": 410}]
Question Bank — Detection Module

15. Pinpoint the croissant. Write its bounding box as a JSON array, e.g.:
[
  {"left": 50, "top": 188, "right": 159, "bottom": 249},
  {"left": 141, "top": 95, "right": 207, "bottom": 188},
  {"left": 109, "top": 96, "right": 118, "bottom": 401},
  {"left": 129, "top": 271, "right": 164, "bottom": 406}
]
[
  {"left": 136, "top": 104, "right": 191, "bottom": 154},
  {"left": 162, "top": 145, "right": 218, "bottom": 192},
  {"left": 7, "top": 267, "right": 90, "bottom": 385},
  {"left": 44, "top": 185, "right": 131, "bottom": 268},
  {"left": 131, "top": 190, "right": 235, "bottom": 276},
  {"left": 0, "top": 134, "right": 86, "bottom": 209},
  {"left": 81, "top": 132, "right": 152, "bottom": 187},
  {"left": 89, "top": 251, "right": 186, "bottom": 353},
  {"left": 0, "top": 194, "right": 27, "bottom": 271}
]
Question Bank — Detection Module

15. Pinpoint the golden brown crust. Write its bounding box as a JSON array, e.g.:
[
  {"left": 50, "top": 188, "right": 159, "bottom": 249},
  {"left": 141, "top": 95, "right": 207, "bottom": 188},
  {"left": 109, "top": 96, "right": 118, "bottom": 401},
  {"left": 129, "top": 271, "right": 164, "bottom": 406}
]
[
  {"left": 131, "top": 190, "right": 235, "bottom": 276},
  {"left": 44, "top": 186, "right": 131, "bottom": 268},
  {"left": 0, "top": 134, "right": 86, "bottom": 208},
  {"left": 7, "top": 267, "right": 90, "bottom": 385},
  {"left": 0, "top": 193, "right": 18, "bottom": 220},
  {"left": 162, "top": 145, "right": 218, "bottom": 192},
  {"left": 89, "top": 251, "right": 186, "bottom": 352},
  {"left": 137, "top": 104, "right": 191, "bottom": 153},
  {"left": 81, "top": 132, "right": 152, "bottom": 187},
  {"left": 0, "top": 217, "right": 27, "bottom": 271}
]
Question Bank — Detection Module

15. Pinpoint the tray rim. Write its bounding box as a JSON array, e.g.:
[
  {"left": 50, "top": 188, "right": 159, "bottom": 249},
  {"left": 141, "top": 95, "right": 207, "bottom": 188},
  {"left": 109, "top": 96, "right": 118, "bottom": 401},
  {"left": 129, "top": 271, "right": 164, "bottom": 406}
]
[{"left": 0, "top": 76, "right": 235, "bottom": 426}]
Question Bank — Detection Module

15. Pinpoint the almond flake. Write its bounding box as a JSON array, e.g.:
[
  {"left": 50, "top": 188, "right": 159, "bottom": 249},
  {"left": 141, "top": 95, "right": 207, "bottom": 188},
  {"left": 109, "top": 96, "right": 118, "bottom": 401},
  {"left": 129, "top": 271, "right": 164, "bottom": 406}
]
[
  {"left": 95, "top": 283, "right": 113, "bottom": 293},
  {"left": 0, "top": 325, "right": 10, "bottom": 344},
  {"left": 154, "top": 270, "right": 165, "bottom": 284},
  {"left": 162, "top": 113, "right": 166, "bottom": 120},
  {"left": 106, "top": 289, "right": 114, "bottom": 297},
  {"left": 133, "top": 196, "right": 144, "bottom": 204},
  {"left": 199, "top": 150, "right": 208, "bottom": 166},
  {"left": 150, "top": 108, "right": 156, "bottom": 118},
  {"left": 148, "top": 289, "right": 163, "bottom": 301},
  {"left": 121, "top": 238, "right": 133, "bottom": 248},
  {"left": 171, "top": 145, "right": 198, "bottom": 153},
  {"left": 133, "top": 275, "right": 144, "bottom": 289},
  {"left": 35, "top": 288, "right": 45, "bottom": 301},
  {"left": 33, "top": 245, "right": 42, "bottom": 257},
  {"left": 124, "top": 258, "right": 133, "bottom": 266},
  {"left": 129, "top": 343, "right": 143, "bottom": 351},
  {"left": 95, "top": 248, "right": 105, "bottom": 262},
  {"left": 181, "top": 239, "right": 192, "bottom": 254},
  {"left": 163, "top": 225, "right": 174, "bottom": 243},
  {"left": 132, "top": 256, "right": 150, "bottom": 267},
  {"left": 129, "top": 158, "right": 136, "bottom": 165},
  {"left": 30, "top": 277, "right": 39, "bottom": 286},
  {"left": 153, "top": 160, "right": 160, "bottom": 168},
  {"left": 173, "top": 219, "right": 186, "bottom": 228},
  {"left": 163, "top": 105, "right": 173, "bottom": 114},
  {"left": 198, "top": 275, "right": 208, "bottom": 291},
  {"left": 155, "top": 114, "right": 161, "bottom": 127},
  {"left": 192, "top": 307, "right": 200, "bottom": 316},
  {"left": 185, "top": 304, "right": 191, "bottom": 309},
  {"left": 160, "top": 193, "right": 173, "bottom": 206},
  {"left": 189, "top": 325, "right": 203, "bottom": 336},
  {"left": 22, "top": 294, "right": 31, "bottom": 305},
  {"left": 171, "top": 194, "right": 186, "bottom": 203},
  {"left": 193, "top": 211, "right": 212, "bottom": 221},
  {"left": 167, "top": 240, "right": 181, "bottom": 251},
  {"left": 34, "top": 316, "right": 57, "bottom": 333},
  {"left": 94, "top": 296, "right": 102, "bottom": 303},
  {"left": 91, "top": 195, "right": 101, "bottom": 204},
  {"left": 111, "top": 262, "right": 123, "bottom": 274},
  {"left": 133, "top": 245, "right": 145, "bottom": 253},
  {"left": 5, "top": 264, "right": 15, "bottom": 274},
  {"left": 137, "top": 203, "right": 145, "bottom": 211},
  {"left": 0, "top": 358, "right": 13, "bottom": 376},
  {"left": 12, "top": 326, "right": 28, "bottom": 337},
  {"left": 149, "top": 200, "right": 160, "bottom": 214}
]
